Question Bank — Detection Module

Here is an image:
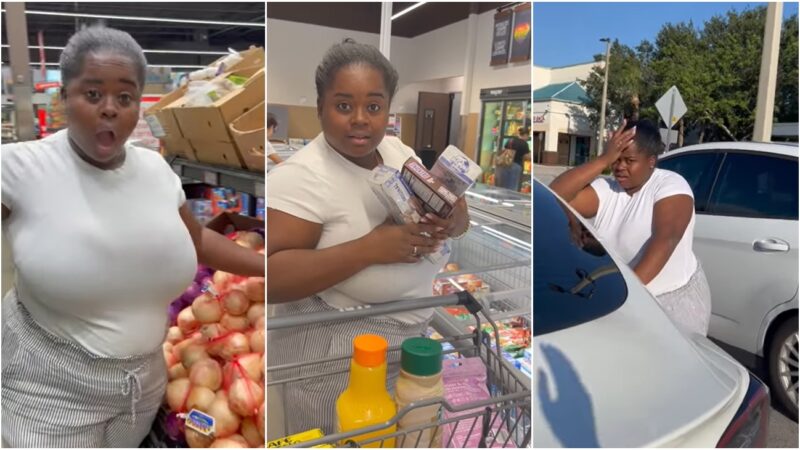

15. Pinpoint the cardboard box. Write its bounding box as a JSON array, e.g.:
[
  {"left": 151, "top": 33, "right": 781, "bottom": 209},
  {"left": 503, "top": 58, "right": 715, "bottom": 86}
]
[
  {"left": 190, "top": 139, "right": 244, "bottom": 169},
  {"left": 143, "top": 86, "right": 188, "bottom": 139},
  {"left": 229, "top": 101, "right": 265, "bottom": 172},
  {"left": 171, "top": 66, "right": 265, "bottom": 143},
  {"left": 161, "top": 136, "right": 196, "bottom": 161},
  {"left": 209, "top": 46, "right": 265, "bottom": 73},
  {"left": 206, "top": 211, "right": 264, "bottom": 236},
  {"left": 401, "top": 158, "right": 459, "bottom": 218}
]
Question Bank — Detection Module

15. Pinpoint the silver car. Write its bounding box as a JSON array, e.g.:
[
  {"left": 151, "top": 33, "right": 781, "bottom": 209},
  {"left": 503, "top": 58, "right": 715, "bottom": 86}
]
[
  {"left": 659, "top": 142, "right": 798, "bottom": 419},
  {"left": 534, "top": 180, "right": 770, "bottom": 447}
]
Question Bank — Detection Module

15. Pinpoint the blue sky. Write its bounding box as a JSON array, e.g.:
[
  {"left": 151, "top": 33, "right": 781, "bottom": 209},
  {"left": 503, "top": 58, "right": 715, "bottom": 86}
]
[{"left": 534, "top": 2, "right": 799, "bottom": 67}]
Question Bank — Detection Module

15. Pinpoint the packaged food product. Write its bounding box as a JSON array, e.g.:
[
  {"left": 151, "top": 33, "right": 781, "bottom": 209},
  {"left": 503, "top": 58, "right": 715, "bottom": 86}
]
[
  {"left": 441, "top": 358, "right": 513, "bottom": 447},
  {"left": 401, "top": 158, "right": 458, "bottom": 218},
  {"left": 336, "top": 334, "right": 397, "bottom": 447},
  {"left": 395, "top": 338, "right": 444, "bottom": 447},
  {"left": 430, "top": 145, "right": 483, "bottom": 197},
  {"left": 368, "top": 165, "right": 424, "bottom": 224},
  {"left": 369, "top": 164, "right": 451, "bottom": 263},
  {"left": 267, "top": 429, "right": 333, "bottom": 448}
]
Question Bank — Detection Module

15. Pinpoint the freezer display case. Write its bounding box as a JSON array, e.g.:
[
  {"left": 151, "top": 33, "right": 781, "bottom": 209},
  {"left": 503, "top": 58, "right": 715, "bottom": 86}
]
[
  {"left": 476, "top": 85, "right": 532, "bottom": 189},
  {"left": 430, "top": 185, "right": 531, "bottom": 381},
  {"left": 464, "top": 183, "right": 531, "bottom": 231}
]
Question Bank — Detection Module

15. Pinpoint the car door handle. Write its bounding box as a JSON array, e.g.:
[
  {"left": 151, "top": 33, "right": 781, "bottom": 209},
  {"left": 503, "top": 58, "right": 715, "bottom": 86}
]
[{"left": 753, "top": 238, "right": 790, "bottom": 252}]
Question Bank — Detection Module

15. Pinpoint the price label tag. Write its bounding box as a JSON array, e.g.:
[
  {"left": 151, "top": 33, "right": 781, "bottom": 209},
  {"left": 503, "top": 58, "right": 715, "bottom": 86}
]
[
  {"left": 203, "top": 171, "right": 218, "bottom": 185},
  {"left": 254, "top": 182, "right": 265, "bottom": 198},
  {"left": 185, "top": 409, "right": 215, "bottom": 437}
]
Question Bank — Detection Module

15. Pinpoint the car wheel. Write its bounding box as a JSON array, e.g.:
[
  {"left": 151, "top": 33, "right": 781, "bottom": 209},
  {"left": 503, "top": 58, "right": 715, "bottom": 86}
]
[{"left": 768, "top": 317, "right": 798, "bottom": 420}]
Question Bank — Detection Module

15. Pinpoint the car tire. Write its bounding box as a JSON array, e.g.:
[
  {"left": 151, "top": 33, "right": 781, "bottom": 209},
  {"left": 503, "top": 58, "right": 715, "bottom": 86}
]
[{"left": 768, "top": 316, "right": 798, "bottom": 421}]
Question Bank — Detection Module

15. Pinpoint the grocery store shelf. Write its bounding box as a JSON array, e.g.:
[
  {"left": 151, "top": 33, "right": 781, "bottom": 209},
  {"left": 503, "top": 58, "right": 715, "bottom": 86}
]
[{"left": 169, "top": 157, "right": 264, "bottom": 197}]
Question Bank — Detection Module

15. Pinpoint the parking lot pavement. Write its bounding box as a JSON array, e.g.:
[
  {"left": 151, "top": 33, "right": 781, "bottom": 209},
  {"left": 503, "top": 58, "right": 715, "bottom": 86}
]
[
  {"left": 768, "top": 404, "right": 797, "bottom": 448},
  {"left": 723, "top": 349, "right": 798, "bottom": 447},
  {"left": 533, "top": 164, "right": 571, "bottom": 186}
]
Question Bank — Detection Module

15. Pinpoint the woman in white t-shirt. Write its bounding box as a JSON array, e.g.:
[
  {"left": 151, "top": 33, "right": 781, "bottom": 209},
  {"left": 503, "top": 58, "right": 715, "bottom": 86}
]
[
  {"left": 550, "top": 119, "right": 711, "bottom": 336},
  {"left": 267, "top": 39, "right": 470, "bottom": 435},
  {"left": 1, "top": 27, "right": 263, "bottom": 447}
]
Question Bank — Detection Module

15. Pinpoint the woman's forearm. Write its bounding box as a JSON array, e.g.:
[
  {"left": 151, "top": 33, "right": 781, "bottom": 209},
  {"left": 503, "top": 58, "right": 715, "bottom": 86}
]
[
  {"left": 549, "top": 158, "right": 608, "bottom": 202},
  {"left": 633, "top": 234, "right": 680, "bottom": 286},
  {"left": 199, "top": 228, "right": 265, "bottom": 277},
  {"left": 267, "top": 238, "right": 372, "bottom": 303}
]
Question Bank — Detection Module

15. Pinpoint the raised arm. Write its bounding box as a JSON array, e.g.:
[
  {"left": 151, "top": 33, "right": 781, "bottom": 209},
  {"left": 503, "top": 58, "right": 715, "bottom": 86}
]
[
  {"left": 632, "top": 194, "right": 694, "bottom": 285},
  {"left": 549, "top": 121, "right": 636, "bottom": 218}
]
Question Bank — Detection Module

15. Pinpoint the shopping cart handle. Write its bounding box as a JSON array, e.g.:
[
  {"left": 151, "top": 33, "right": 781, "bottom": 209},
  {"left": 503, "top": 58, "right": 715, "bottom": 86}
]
[
  {"left": 268, "top": 292, "right": 482, "bottom": 330},
  {"left": 456, "top": 290, "right": 483, "bottom": 314}
]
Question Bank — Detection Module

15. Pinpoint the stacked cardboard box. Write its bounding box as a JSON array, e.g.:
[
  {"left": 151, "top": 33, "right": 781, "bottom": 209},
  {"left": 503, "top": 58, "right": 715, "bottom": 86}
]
[
  {"left": 143, "top": 46, "right": 265, "bottom": 171},
  {"left": 229, "top": 101, "right": 266, "bottom": 172}
]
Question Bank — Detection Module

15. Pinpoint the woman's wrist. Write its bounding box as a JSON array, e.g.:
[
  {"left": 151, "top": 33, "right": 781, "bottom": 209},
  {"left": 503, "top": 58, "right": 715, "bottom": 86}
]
[{"left": 449, "top": 205, "right": 471, "bottom": 239}]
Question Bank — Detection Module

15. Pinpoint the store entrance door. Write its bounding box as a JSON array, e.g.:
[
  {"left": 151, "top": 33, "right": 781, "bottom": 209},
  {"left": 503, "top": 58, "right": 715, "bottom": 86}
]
[
  {"left": 415, "top": 92, "right": 452, "bottom": 158},
  {"left": 557, "top": 133, "right": 570, "bottom": 166},
  {"left": 533, "top": 132, "right": 545, "bottom": 163}
]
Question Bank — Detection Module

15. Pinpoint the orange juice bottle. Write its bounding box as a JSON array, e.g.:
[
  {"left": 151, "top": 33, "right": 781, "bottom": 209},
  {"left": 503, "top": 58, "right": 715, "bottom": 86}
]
[{"left": 335, "top": 334, "right": 397, "bottom": 448}]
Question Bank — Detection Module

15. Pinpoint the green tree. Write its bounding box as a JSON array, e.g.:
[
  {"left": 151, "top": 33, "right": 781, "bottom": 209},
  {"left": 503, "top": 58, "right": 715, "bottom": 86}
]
[
  {"left": 776, "top": 14, "right": 798, "bottom": 123},
  {"left": 580, "top": 41, "right": 645, "bottom": 142},
  {"left": 649, "top": 21, "right": 714, "bottom": 142},
  {"left": 582, "top": 6, "right": 795, "bottom": 144},
  {"left": 700, "top": 8, "right": 766, "bottom": 140}
]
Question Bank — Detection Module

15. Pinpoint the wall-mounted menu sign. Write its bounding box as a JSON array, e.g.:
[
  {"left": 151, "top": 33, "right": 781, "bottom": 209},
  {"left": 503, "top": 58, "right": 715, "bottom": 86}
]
[
  {"left": 490, "top": 10, "right": 513, "bottom": 66},
  {"left": 510, "top": 3, "right": 532, "bottom": 63}
]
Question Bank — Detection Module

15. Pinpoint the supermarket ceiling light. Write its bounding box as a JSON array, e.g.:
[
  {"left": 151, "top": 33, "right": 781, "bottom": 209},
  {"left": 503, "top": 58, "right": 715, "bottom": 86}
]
[
  {"left": 0, "top": 44, "right": 229, "bottom": 56},
  {"left": 0, "top": 9, "right": 265, "bottom": 27},
  {"left": 391, "top": 2, "right": 427, "bottom": 20}
]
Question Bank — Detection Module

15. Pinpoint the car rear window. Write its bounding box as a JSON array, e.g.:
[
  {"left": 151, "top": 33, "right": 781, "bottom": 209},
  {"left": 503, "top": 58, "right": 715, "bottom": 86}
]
[{"left": 533, "top": 181, "right": 628, "bottom": 336}]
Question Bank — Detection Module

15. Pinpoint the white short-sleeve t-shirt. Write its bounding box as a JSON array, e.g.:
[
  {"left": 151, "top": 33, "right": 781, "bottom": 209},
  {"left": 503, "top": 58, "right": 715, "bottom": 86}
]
[
  {"left": 267, "top": 134, "right": 449, "bottom": 324},
  {"left": 1, "top": 129, "right": 197, "bottom": 357},
  {"left": 590, "top": 168, "right": 698, "bottom": 296}
]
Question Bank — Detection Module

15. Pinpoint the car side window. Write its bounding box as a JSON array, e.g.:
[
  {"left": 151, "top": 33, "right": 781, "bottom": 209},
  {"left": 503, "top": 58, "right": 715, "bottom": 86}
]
[
  {"left": 658, "top": 152, "right": 721, "bottom": 212},
  {"left": 708, "top": 153, "right": 798, "bottom": 220}
]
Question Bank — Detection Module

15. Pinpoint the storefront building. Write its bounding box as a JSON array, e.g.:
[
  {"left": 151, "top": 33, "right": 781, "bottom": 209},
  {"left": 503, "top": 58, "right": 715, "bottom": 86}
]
[{"left": 532, "top": 62, "right": 599, "bottom": 166}]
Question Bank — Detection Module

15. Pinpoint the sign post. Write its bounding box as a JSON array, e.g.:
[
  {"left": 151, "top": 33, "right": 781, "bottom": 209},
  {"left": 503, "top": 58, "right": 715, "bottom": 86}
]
[{"left": 655, "top": 86, "right": 687, "bottom": 150}]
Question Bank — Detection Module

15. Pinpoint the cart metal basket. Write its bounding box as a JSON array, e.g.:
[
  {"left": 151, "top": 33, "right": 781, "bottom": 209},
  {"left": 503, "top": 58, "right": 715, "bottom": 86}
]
[{"left": 267, "top": 292, "right": 532, "bottom": 448}]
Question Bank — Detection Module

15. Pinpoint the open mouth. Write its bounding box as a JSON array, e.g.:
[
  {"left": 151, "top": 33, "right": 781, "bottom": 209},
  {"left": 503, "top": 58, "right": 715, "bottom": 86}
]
[{"left": 96, "top": 130, "right": 116, "bottom": 148}]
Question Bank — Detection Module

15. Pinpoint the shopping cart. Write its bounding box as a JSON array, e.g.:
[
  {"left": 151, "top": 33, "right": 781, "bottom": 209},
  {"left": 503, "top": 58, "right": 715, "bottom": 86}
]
[{"left": 267, "top": 292, "right": 532, "bottom": 448}]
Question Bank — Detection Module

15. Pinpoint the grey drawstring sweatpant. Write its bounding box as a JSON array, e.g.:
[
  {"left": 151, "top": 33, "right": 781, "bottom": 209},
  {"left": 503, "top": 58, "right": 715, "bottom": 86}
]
[{"left": 2, "top": 289, "right": 167, "bottom": 448}]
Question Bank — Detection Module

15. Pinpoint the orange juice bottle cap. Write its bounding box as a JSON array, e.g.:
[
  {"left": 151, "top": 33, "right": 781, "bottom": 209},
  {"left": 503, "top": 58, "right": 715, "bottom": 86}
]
[{"left": 353, "top": 334, "right": 388, "bottom": 368}]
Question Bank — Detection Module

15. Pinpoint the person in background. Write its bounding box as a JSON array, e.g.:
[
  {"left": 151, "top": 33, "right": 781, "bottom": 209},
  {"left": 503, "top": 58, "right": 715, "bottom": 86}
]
[
  {"left": 267, "top": 38, "right": 470, "bottom": 435},
  {"left": 1, "top": 26, "right": 264, "bottom": 447},
  {"left": 267, "top": 113, "right": 284, "bottom": 165},
  {"left": 496, "top": 126, "right": 531, "bottom": 191},
  {"left": 549, "top": 119, "right": 710, "bottom": 336}
]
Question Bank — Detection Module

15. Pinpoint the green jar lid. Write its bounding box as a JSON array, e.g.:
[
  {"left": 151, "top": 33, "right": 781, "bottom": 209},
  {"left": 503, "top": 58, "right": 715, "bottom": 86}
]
[{"left": 401, "top": 337, "right": 443, "bottom": 376}]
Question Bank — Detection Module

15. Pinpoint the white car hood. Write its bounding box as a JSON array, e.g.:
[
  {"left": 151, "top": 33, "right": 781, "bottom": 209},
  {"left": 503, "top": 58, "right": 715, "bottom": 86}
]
[{"left": 534, "top": 263, "right": 749, "bottom": 448}]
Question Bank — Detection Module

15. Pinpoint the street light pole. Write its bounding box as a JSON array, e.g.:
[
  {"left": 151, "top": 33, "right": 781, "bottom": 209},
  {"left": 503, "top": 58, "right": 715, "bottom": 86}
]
[
  {"left": 597, "top": 38, "right": 611, "bottom": 156},
  {"left": 753, "top": 2, "right": 783, "bottom": 142}
]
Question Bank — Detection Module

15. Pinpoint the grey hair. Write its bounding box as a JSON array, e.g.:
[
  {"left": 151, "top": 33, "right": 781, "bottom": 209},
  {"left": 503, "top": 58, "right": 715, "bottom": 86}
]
[
  {"left": 59, "top": 26, "right": 147, "bottom": 90},
  {"left": 315, "top": 38, "right": 399, "bottom": 103}
]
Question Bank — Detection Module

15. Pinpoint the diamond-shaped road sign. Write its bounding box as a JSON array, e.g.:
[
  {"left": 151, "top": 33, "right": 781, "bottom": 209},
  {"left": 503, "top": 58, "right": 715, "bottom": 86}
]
[{"left": 655, "top": 86, "right": 687, "bottom": 129}]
